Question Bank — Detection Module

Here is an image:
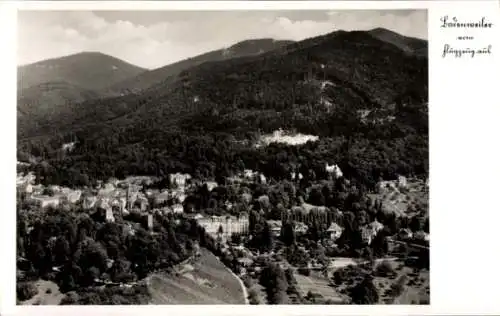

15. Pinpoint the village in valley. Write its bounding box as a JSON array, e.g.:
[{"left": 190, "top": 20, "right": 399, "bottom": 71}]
[
  {"left": 16, "top": 9, "right": 429, "bottom": 306},
  {"left": 17, "top": 149, "right": 430, "bottom": 305}
]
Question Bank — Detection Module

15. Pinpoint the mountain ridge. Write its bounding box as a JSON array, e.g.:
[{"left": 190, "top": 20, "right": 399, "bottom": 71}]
[
  {"left": 18, "top": 51, "right": 147, "bottom": 91},
  {"left": 17, "top": 28, "right": 428, "bottom": 141},
  {"left": 367, "top": 27, "right": 427, "bottom": 57},
  {"left": 106, "top": 38, "right": 295, "bottom": 95}
]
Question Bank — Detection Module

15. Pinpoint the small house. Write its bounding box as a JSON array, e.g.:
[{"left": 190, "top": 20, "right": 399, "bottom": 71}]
[
  {"left": 194, "top": 213, "right": 204, "bottom": 220},
  {"left": 266, "top": 220, "right": 282, "bottom": 237},
  {"left": 66, "top": 190, "right": 82, "bottom": 204},
  {"left": 205, "top": 181, "right": 218, "bottom": 192},
  {"left": 105, "top": 208, "right": 115, "bottom": 223},
  {"left": 361, "top": 220, "right": 384, "bottom": 245},
  {"left": 326, "top": 222, "right": 344, "bottom": 241},
  {"left": 172, "top": 204, "right": 184, "bottom": 214},
  {"left": 325, "top": 163, "right": 343, "bottom": 179},
  {"left": 398, "top": 228, "right": 413, "bottom": 240},
  {"left": 397, "top": 175, "right": 407, "bottom": 188},
  {"left": 31, "top": 195, "right": 61, "bottom": 209},
  {"left": 294, "top": 222, "right": 309, "bottom": 234}
]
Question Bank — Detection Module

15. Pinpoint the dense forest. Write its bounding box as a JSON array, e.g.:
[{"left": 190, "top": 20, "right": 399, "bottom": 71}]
[
  {"left": 18, "top": 97, "right": 427, "bottom": 192},
  {"left": 16, "top": 202, "right": 214, "bottom": 303},
  {"left": 17, "top": 29, "right": 428, "bottom": 192}
]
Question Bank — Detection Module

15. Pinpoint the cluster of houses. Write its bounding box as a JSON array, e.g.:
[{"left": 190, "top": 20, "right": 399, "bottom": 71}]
[
  {"left": 17, "top": 172, "right": 83, "bottom": 209},
  {"left": 325, "top": 163, "right": 343, "bottom": 179},
  {"left": 16, "top": 171, "right": 206, "bottom": 228},
  {"left": 18, "top": 170, "right": 234, "bottom": 235},
  {"left": 265, "top": 216, "right": 383, "bottom": 246},
  {"left": 227, "top": 169, "right": 267, "bottom": 185},
  {"left": 376, "top": 175, "right": 408, "bottom": 193}
]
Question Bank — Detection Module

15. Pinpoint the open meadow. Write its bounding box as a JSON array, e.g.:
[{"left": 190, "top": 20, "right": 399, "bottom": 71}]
[{"left": 147, "top": 249, "right": 246, "bottom": 304}]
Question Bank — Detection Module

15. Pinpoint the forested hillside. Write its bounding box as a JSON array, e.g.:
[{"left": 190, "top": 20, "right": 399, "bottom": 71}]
[
  {"left": 107, "top": 38, "right": 295, "bottom": 95},
  {"left": 17, "top": 28, "right": 428, "bottom": 191}
]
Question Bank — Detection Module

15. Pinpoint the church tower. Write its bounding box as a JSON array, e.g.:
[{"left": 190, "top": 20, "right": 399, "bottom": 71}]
[{"left": 126, "top": 185, "right": 131, "bottom": 213}]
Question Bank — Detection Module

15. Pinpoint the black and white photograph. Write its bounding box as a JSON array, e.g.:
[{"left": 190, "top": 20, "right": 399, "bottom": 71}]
[{"left": 15, "top": 8, "right": 429, "bottom": 305}]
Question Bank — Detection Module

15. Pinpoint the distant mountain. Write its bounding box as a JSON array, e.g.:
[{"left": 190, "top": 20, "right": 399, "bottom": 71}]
[
  {"left": 18, "top": 52, "right": 146, "bottom": 91},
  {"left": 17, "top": 29, "right": 427, "bottom": 140},
  {"left": 17, "top": 52, "right": 146, "bottom": 135},
  {"left": 107, "top": 38, "right": 295, "bottom": 95},
  {"left": 367, "top": 28, "right": 427, "bottom": 57},
  {"left": 18, "top": 81, "right": 100, "bottom": 116},
  {"left": 128, "top": 29, "right": 428, "bottom": 133},
  {"left": 17, "top": 81, "right": 103, "bottom": 138}
]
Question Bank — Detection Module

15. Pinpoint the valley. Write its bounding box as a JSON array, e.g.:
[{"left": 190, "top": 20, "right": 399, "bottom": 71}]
[{"left": 16, "top": 24, "right": 429, "bottom": 306}]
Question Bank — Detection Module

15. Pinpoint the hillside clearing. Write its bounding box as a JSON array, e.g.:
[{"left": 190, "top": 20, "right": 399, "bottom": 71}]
[
  {"left": 373, "top": 260, "right": 430, "bottom": 304},
  {"left": 294, "top": 271, "right": 346, "bottom": 303},
  {"left": 19, "top": 280, "right": 64, "bottom": 305},
  {"left": 147, "top": 249, "right": 246, "bottom": 304}
]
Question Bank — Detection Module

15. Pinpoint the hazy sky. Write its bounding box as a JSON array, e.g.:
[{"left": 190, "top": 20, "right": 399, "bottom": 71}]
[{"left": 18, "top": 10, "right": 427, "bottom": 69}]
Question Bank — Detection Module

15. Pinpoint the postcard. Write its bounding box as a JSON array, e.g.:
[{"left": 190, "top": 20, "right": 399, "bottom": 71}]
[{"left": 0, "top": 1, "right": 499, "bottom": 316}]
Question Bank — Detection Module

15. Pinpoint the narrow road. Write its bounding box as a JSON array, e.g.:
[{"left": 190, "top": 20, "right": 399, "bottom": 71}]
[{"left": 388, "top": 238, "right": 429, "bottom": 250}]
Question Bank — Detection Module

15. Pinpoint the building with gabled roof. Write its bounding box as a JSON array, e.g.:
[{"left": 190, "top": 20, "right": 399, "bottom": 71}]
[
  {"left": 361, "top": 220, "right": 384, "bottom": 245},
  {"left": 326, "top": 222, "right": 344, "bottom": 240}
]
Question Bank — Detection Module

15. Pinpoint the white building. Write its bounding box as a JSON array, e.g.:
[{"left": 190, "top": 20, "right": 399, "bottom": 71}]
[
  {"left": 146, "top": 214, "right": 153, "bottom": 230},
  {"left": 194, "top": 213, "right": 204, "bottom": 220},
  {"left": 98, "top": 183, "right": 115, "bottom": 196},
  {"left": 30, "top": 195, "right": 61, "bottom": 209},
  {"left": 66, "top": 190, "right": 82, "bottom": 204},
  {"left": 325, "top": 163, "right": 343, "bottom": 179},
  {"left": 169, "top": 173, "right": 191, "bottom": 188},
  {"left": 205, "top": 181, "right": 218, "bottom": 192},
  {"left": 197, "top": 215, "right": 249, "bottom": 239},
  {"left": 105, "top": 208, "right": 115, "bottom": 223},
  {"left": 171, "top": 190, "right": 187, "bottom": 203},
  {"left": 134, "top": 197, "right": 149, "bottom": 212},
  {"left": 259, "top": 174, "right": 267, "bottom": 184},
  {"left": 82, "top": 196, "right": 98, "bottom": 209},
  {"left": 361, "top": 220, "right": 384, "bottom": 245},
  {"left": 326, "top": 222, "right": 344, "bottom": 241},
  {"left": 397, "top": 175, "right": 407, "bottom": 188},
  {"left": 16, "top": 172, "right": 36, "bottom": 187},
  {"left": 172, "top": 204, "right": 184, "bottom": 214},
  {"left": 243, "top": 169, "right": 256, "bottom": 179},
  {"left": 62, "top": 142, "right": 76, "bottom": 152},
  {"left": 18, "top": 183, "right": 33, "bottom": 194},
  {"left": 154, "top": 191, "right": 169, "bottom": 206},
  {"left": 294, "top": 222, "right": 309, "bottom": 234},
  {"left": 291, "top": 172, "right": 303, "bottom": 181}
]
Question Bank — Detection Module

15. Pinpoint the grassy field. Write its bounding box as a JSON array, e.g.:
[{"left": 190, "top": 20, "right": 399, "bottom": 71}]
[
  {"left": 329, "top": 258, "right": 429, "bottom": 305},
  {"left": 368, "top": 178, "right": 428, "bottom": 217},
  {"left": 147, "top": 248, "right": 246, "bottom": 304},
  {"left": 373, "top": 260, "right": 430, "bottom": 304},
  {"left": 294, "top": 271, "right": 346, "bottom": 303},
  {"left": 19, "top": 280, "right": 64, "bottom": 305}
]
